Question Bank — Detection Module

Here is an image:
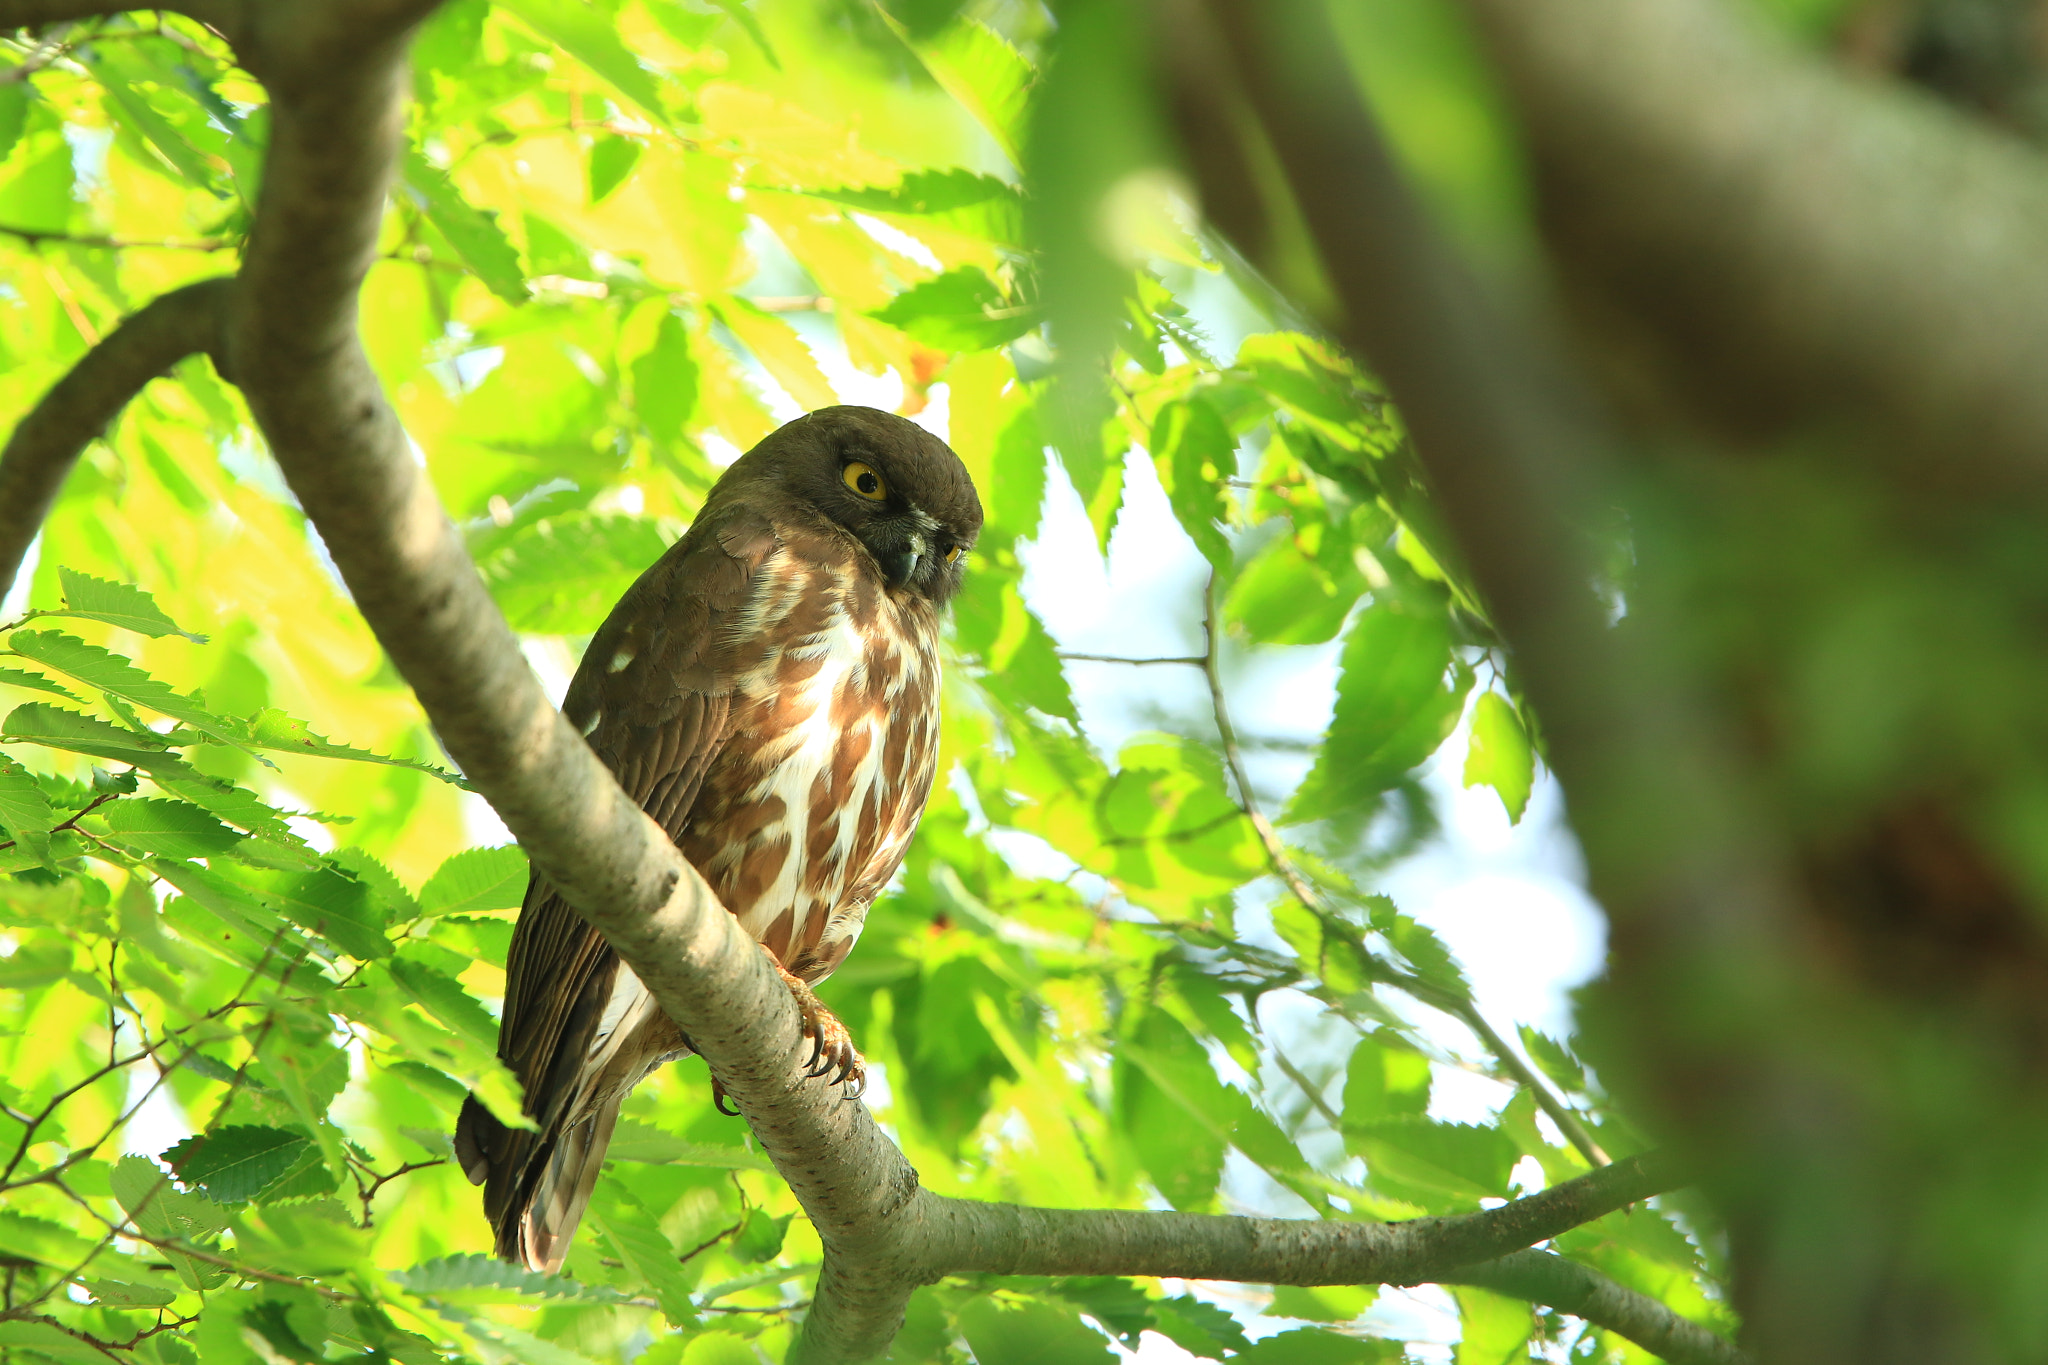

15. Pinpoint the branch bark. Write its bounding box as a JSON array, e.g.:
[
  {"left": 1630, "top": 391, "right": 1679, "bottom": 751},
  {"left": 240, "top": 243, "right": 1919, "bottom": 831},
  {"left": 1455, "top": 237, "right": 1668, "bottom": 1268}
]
[
  {"left": 1, "top": 5, "right": 1728, "bottom": 1364},
  {"left": 0, "top": 277, "right": 231, "bottom": 604},
  {"left": 1446, "top": 1250, "right": 1750, "bottom": 1365},
  {"left": 1459, "top": 0, "right": 2048, "bottom": 497}
]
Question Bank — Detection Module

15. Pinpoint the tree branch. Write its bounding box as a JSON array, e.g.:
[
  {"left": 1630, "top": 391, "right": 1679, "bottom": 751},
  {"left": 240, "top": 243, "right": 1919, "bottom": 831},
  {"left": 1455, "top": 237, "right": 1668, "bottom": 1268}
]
[
  {"left": 0, "top": 277, "right": 231, "bottom": 603},
  {"left": 1446, "top": 1250, "right": 1752, "bottom": 1365},
  {"left": 1460, "top": 0, "right": 2048, "bottom": 498},
  {"left": 905, "top": 1150, "right": 1676, "bottom": 1285}
]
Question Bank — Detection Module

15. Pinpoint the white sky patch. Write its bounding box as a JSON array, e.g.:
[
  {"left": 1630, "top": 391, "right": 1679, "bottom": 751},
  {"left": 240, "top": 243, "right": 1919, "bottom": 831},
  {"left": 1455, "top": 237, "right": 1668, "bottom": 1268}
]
[
  {"left": 850, "top": 211, "right": 945, "bottom": 273},
  {"left": 119, "top": 1061, "right": 195, "bottom": 1158},
  {"left": 1, "top": 530, "right": 39, "bottom": 617}
]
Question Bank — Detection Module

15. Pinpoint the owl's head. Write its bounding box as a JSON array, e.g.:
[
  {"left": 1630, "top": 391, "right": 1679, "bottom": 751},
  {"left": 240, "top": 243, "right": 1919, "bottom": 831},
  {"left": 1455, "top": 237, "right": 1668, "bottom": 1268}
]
[{"left": 726, "top": 405, "right": 984, "bottom": 607}]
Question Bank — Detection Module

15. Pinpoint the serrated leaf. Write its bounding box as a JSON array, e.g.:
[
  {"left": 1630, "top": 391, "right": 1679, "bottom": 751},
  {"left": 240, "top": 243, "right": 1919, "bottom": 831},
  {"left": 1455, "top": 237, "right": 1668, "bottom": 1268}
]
[
  {"left": 102, "top": 798, "right": 244, "bottom": 858},
  {"left": 110, "top": 1155, "right": 232, "bottom": 1243},
  {"left": 81, "top": 1277, "right": 179, "bottom": 1307},
  {"left": 5, "top": 632, "right": 257, "bottom": 756},
  {"left": 891, "top": 17, "right": 1034, "bottom": 166},
  {"left": 955, "top": 1296, "right": 1115, "bottom": 1365},
  {"left": 1149, "top": 396, "right": 1234, "bottom": 571},
  {"left": 227, "top": 863, "right": 392, "bottom": 961},
  {"left": 606, "top": 1120, "right": 774, "bottom": 1170},
  {"left": 420, "top": 846, "right": 529, "bottom": 918},
  {"left": 587, "top": 1187, "right": 696, "bottom": 1323},
  {"left": 401, "top": 149, "right": 526, "bottom": 304},
  {"left": 481, "top": 513, "right": 671, "bottom": 635},
  {"left": 872, "top": 266, "right": 1038, "bottom": 351},
  {"left": 497, "top": 0, "right": 675, "bottom": 128},
  {"left": 3, "top": 701, "right": 176, "bottom": 768},
  {"left": 162, "top": 1126, "right": 315, "bottom": 1204},
  {"left": 387, "top": 958, "right": 497, "bottom": 1048},
  {"left": 46, "top": 569, "right": 205, "bottom": 641},
  {"left": 0, "top": 665, "right": 87, "bottom": 703},
  {"left": 238, "top": 709, "right": 470, "bottom": 787},
  {"left": 1289, "top": 604, "right": 1472, "bottom": 820},
  {"left": 0, "top": 754, "right": 53, "bottom": 865},
  {"left": 390, "top": 1253, "right": 631, "bottom": 1303}
]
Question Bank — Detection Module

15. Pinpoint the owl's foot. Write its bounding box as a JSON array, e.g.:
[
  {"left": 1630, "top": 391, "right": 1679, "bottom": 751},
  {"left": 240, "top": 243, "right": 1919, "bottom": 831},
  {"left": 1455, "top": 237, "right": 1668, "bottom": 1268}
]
[{"left": 777, "top": 965, "right": 866, "bottom": 1097}]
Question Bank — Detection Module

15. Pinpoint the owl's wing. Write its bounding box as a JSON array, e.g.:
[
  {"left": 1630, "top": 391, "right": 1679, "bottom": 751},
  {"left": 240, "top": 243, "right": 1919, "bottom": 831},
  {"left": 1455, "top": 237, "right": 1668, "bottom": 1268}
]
[
  {"left": 457, "top": 508, "right": 779, "bottom": 1264},
  {"left": 496, "top": 506, "right": 779, "bottom": 1100}
]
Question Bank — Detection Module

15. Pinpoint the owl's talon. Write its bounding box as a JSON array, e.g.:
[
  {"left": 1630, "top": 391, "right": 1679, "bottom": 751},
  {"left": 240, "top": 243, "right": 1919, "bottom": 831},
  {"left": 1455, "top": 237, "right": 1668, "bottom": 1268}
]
[
  {"left": 712, "top": 1078, "right": 740, "bottom": 1117},
  {"left": 775, "top": 963, "right": 866, "bottom": 1096}
]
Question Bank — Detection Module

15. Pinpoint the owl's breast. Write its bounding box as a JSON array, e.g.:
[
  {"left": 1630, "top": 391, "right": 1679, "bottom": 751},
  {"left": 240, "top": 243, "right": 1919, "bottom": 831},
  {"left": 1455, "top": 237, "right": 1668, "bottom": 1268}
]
[{"left": 676, "top": 555, "right": 941, "bottom": 981}]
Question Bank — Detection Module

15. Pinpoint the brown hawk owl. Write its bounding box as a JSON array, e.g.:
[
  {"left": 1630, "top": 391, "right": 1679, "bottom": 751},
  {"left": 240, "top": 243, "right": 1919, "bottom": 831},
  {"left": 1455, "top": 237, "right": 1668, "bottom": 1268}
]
[{"left": 453, "top": 406, "right": 982, "bottom": 1272}]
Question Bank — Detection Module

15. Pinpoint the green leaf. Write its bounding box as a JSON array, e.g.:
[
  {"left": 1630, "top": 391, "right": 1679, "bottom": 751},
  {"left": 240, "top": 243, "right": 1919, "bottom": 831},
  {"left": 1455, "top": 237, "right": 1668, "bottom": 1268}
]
[
  {"left": 1270, "top": 1285, "right": 1377, "bottom": 1323},
  {"left": 631, "top": 311, "right": 700, "bottom": 445},
  {"left": 588, "top": 133, "right": 642, "bottom": 203},
  {"left": 387, "top": 957, "right": 498, "bottom": 1048},
  {"left": 390, "top": 1253, "right": 631, "bottom": 1303},
  {"left": 228, "top": 863, "right": 392, "bottom": 960},
  {"left": 1454, "top": 1285, "right": 1534, "bottom": 1365},
  {"left": 1231, "top": 1328, "right": 1398, "bottom": 1363},
  {"left": 162, "top": 1126, "right": 315, "bottom": 1204},
  {"left": 483, "top": 513, "right": 672, "bottom": 635},
  {"left": 893, "top": 18, "right": 1035, "bottom": 166},
  {"left": 1116, "top": 1009, "right": 1229, "bottom": 1211},
  {"left": 955, "top": 1296, "right": 1117, "bottom": 1365},
  {"left": 400, "top": 148, "right": 527, "bottom": 304},
  {"left": 3, "top": 701, "right": 179, "bottom": 769},
  {"left": 419, "top": 844, "right": 528, "bottom": 916},
  {"left": 709, "top": 0, "right": 780, "bottom": 68},
  {"left": 1342, "top": 1036, "right": 1433, "bottom": 1121},
  {"left": 0, "top": 755, "right": 54, "bottom": 865},
  {"left": 1149, "top": 396, "right": 1234, "bottom": 571},
  {"left": 102, "top": 798, "right": 244, "bottom": 858},
  {"left": 237, "top": 708, "right": 471, "bottom": 787},
  {"left": 606, "top": 1120, "right": 774, "bottom": 1170},
  {"left": 872, "top": 266, "right": 1038, "bottom": 351},
  {"left": 587, "top": 1185, "right": 697, "bottom": 1323},
  {"left": 0, "top": 1319, "right": 118, "bottom": 1362},
  {"left": 48, "top": 569, "right": 206, "bottom": 641},
  {"left": 110, "top": 1155, "right": 232, "bottom": 1243},
  {"left": 497, "top": 0, "right": 675, "bottom": 126},
  {"left": 6, "top": 631, "right": 257, "bottom": 755},
  {"left": 1347, "top": 1116, "right": 1520, "bottom": 1204},
  {"left": 1288, "top": 602, "right": 1472, "bottom": 819},
  {"left": 1463, "top": 691, "right": 1534, "bottom": 823},
  {"left": 81, "top": 1277, "right": 179, "bottom": 1307},
  {"left": 0, "top": 665, "right": 86, "bottom": 703},
  {"left": 731, "top": 1207, "right": 792, "bottom": 1263}
]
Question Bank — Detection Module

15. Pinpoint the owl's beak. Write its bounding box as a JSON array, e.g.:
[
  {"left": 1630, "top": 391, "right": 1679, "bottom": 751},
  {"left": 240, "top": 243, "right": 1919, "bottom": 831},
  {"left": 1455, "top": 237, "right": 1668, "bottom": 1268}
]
[
  {"left": 879, "top": 544, "right": 922, "bottom": 587},
  {"left": 863, "top": 520, "right": 930, "bottom": 590}
]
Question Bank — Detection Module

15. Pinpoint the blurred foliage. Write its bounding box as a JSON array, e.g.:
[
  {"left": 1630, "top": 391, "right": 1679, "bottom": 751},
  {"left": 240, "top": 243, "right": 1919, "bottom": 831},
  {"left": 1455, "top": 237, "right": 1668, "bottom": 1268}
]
[{"left": 0, "top": 3, "right": 1726, "bottom": 1363}]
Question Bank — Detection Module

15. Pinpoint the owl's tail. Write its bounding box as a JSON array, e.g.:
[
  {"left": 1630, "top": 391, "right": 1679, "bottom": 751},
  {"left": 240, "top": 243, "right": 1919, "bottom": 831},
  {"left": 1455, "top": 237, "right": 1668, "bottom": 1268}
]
[{"left": 453, "top": 1092, "right": 622, "bottom": 1274}]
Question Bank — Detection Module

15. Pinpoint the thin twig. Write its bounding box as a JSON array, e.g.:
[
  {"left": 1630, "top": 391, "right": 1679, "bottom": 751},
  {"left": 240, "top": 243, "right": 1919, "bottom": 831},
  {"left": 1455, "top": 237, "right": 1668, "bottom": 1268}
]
[
  {"left": 1057, "top": 652, "right": 1207, "bottom": 666},
  {"left": 1196, "top": 572, "right": 1609, "bottom": 1166}
]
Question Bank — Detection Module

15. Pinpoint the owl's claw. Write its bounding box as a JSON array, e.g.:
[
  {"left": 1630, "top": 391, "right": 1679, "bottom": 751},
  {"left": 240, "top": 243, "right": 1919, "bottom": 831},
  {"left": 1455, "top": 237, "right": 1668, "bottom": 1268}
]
[
  {"left": 712, "top": 1077, "right": 741, "bottom": 1117},
  {"left": 776, "top": 965, "right": 866, "bottom": 1098}
]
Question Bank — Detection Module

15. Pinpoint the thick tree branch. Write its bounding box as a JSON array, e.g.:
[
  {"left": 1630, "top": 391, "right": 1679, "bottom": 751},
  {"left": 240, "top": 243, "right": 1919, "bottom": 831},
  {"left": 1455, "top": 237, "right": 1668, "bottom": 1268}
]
[
  {"left": 0, "top": 277, "right": 231, "bottom": 603},
  {"left": 904, "top": 1151, "right": 1676, "bottom": 1284},
  {"left": 1460, "top": 0, "right": 2048, "bottom": 497},
  {"left": 0, "top": 0, "right": 230, "bottom": 31},
  {"left": 1446, "top": 1250, "right": 1752, "bottom": 1365}
]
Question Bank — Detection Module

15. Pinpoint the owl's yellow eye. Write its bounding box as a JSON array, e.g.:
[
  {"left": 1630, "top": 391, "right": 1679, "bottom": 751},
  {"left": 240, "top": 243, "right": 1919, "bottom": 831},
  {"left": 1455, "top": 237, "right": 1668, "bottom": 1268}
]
[
  {"left": 944, "top": 545, "right": 962, "bottom": 564},
  {"left": 842, "top": 462, "right": 887, "bottom": 501}
]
